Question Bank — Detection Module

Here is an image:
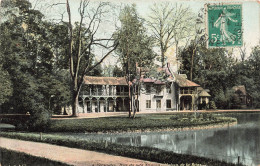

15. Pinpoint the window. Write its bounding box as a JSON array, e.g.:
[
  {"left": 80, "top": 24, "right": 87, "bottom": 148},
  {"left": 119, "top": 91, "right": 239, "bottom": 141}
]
[
  {"left": 166, "top": 83, "right": 172, "bottom": 93},
  {"left": 146, "top": 84, "right": 151, "bottom": 93},
  {"left": 146, "top": 100, "right": 151, "bottom": 108},
  {"left": 156, "top": 100, "right": 161, "bottom": 108},
  {"left": 166, "top": 100, "right": 171, "bottom": 108}
]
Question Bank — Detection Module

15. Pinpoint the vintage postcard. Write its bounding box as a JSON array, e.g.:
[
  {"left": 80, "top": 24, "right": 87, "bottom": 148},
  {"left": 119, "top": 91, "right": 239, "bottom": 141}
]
[{"left": 0, "top": 0, "right": 259, "bottom": 165}]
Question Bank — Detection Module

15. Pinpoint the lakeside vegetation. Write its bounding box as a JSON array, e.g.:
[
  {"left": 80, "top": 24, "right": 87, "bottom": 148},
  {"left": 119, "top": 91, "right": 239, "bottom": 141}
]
[
  {"left": 0, "top": 113, "right": 237, "bottom": 132},
  {"left": 0, "top": 131, "right": 240, "bottom": 166},
  {"left": 47, "top": 113, "right": 237, "bottom": 133},
  {"left": 0, "top": 147, "right": 71, "bottom": 166},
  {"left": 0, "top": 113, "right": 240, "bottom": 165}
]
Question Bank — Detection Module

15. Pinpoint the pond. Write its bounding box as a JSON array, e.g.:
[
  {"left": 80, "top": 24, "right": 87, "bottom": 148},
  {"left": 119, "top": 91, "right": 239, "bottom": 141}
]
[{"left": 59, "top": 112, "right": 260, "bottom": 166}]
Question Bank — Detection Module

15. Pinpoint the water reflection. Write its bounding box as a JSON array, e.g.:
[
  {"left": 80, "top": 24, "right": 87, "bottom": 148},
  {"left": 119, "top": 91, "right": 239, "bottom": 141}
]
[{"left": 59, "top": 113, "right": 260, "bottom": 166}]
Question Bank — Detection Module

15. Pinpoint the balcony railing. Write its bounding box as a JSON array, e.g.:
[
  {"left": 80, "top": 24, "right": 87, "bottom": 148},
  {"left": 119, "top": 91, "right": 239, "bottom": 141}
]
[
  {"left": 180, "top": 89, "right": 194, "bottom": 94},
  {"left": 80, "top": 91, "right": 128, "bottom": 97}
]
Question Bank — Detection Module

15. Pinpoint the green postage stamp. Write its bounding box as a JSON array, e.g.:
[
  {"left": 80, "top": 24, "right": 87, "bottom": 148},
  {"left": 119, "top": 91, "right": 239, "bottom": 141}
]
[{"left": 206, "top": 4, "right": 243, "bottom": 48}]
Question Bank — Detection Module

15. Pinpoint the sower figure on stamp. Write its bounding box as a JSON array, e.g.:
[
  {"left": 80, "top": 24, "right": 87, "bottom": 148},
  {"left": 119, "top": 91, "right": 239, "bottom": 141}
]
[{"left": 214, "top": 7, "right": 238, "bottom": 44}]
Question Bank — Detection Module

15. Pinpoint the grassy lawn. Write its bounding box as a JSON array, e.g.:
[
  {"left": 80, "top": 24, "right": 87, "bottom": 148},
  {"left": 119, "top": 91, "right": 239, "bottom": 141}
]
[{"left": 48, "top": 113, "right": 237, "bottom": 133}]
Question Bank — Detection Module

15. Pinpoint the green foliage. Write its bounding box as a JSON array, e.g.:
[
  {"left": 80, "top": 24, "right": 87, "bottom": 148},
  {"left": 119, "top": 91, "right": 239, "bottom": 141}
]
[
  {"left": 113, "top": 65, "right": 124, "bottom": 77},
  {"left": 114, "top": 4, "right": 156, "bottom": 80},
  {"left": 209, "top": 101, "right": 217, "bottom": 110},
  {"left": 0, "top": 0, "right": 69, "bottom": 127},
  {"left": 246, "top": 45, "right": 260, "bottom": 107},
  {"left": 0, "top": 66, "right": 12, "bottom": 105},
  {"left": 179, "top": 41, "right": 260, "bottom": 109},
  {"left": 89, "top": 62, "right": 103, "bottom": 76}
]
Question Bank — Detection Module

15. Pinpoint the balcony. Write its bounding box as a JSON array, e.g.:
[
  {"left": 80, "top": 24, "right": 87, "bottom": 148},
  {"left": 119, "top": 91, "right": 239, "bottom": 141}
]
[
  {"left": 80, "top": 90, "right": 128, "bottom": 97},
  {"left": 180, "top": 89, "right": 194, "bottom": 95}
]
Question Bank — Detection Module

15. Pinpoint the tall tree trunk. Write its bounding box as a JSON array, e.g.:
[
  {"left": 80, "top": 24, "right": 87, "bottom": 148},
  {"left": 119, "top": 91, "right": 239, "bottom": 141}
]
[
  {"left": 71, "top": 90, "right": 79, "bottom": 117},
  {"left": 161, "top": 43, "right": 165, "bottom": 68},
  {"left": 190, "top": 48, "right": 196, "bottom": 81},
  {"left": 128, "top": 83, "right": 131, "bottom": 118}
]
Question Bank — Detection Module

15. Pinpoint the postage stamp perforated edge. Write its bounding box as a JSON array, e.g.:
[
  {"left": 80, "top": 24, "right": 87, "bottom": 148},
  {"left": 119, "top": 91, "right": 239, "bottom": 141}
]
[{"left": 205, "top": 2, "right": 243, "bottom": 48}]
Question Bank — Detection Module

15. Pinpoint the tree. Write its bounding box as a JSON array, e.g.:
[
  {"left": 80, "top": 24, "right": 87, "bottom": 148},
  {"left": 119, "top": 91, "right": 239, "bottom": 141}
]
[
  {"left": 147, "top": 3, "right": 195, "bottom": 68},
  {"left": 0, "top": 66, "right": 12, "bottom": 105},
  {"left": 247, "top": 45, "right": 260, "bottom": 107},
  {"left": 89, "top": 61, "right": 103, "bottom": 76},
  {"left": 0, "top": 0, "right": 70, "bottom": 129},
  {"left": 180, "top": 41, "right": 237, "bottom": 108},
  {"left": 65, "top": 0, "right": 118, "bottom": 116},
  {"left": 114, "top": 4, "right": 156, "bottom": 118},
  {"left": 113, "top": 65, "right": 124, "bottom": 77},
  {"left": 0, "top": 0, "right": 45, "bottom": 121}
]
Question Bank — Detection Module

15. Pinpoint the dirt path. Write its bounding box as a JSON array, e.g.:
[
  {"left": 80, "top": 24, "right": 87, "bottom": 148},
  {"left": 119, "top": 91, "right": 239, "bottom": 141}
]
[{"left": 0, "top": 137, "right": 162, "bottom": 166}]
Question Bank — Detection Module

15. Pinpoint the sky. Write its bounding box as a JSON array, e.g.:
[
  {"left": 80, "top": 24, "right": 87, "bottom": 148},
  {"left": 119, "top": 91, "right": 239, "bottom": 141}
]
[{"left": 28, "top": 0, "right": 260, "bottom": 67}]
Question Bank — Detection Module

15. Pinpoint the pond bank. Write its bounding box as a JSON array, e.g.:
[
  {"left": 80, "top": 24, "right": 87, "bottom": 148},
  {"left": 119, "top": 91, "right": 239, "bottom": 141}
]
[
  {"left": 48, "top": 113, "right": 237, "bottom": 133},
  {"left": 0, "top": 137, "right": 159, "bottom": 166},
  {"left": 51, "top": 109, "right": 260, "bottom": 119},
  {"left": 0, "top": 113, "right": 241, "bottom": 165},
  {"left": 0, "top": 135, "right": 238, "bottom": 166},
  {"left": 84, "top": 120, "right": 238, "bottom": 134}
]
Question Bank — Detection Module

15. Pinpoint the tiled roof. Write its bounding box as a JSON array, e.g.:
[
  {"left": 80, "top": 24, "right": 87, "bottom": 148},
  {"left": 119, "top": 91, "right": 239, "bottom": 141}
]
[
  {"left": 83, "top": 76, "right": 127, "bottom": 85},
  {"left": 138, "top": 65, "right": 199, "bottom": 87},
  {"left": 172, "top": 73, "right": 200, "bottom": 87}
]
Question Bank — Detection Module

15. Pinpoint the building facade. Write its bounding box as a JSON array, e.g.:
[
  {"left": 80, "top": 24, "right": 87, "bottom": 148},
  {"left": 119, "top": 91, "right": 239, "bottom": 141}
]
[
  {"left": 78, "top": 67, "right": 206, "bottom": 113},
  {"left": 78, "top": 76, "right": 129, "bottom": 113},
  {"left": 231, "top": 85, "right": 252, "bottom": 108},
  {"left": 138, "top": 78, "right": 178, "bottom": 112}
]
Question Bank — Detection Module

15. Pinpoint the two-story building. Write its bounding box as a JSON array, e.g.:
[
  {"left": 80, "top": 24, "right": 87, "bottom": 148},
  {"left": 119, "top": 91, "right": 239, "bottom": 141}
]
[
  {"left": 78, "top": 76, "right": 129, "bottom": 113},
  {"left": 77, "top": 65, "right": 206, "bottom": 113}
]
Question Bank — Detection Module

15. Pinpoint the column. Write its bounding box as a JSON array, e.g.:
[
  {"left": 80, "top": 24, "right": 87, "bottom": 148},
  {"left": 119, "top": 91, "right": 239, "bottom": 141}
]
[
  {"left": 90, "top": 99, "right": 92, "bottom": 113},
  {"left": 106, "top": 85, "right": 109, "bottom": 96},
  {"left": 97, "top": 98, "right": 100, "bottom": 113}
]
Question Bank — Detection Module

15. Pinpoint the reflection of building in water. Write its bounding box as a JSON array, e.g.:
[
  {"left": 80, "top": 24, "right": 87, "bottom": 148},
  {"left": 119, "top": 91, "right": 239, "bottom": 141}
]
[{"left": 81, "top": 114, "right": 259, "bottom": 166}]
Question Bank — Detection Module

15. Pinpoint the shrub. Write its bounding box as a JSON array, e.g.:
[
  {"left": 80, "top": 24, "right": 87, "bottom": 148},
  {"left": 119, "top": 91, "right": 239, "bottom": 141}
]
[
  {"left": 209, "top": 101, "right": 217, "bottom": 110},
  {"left": 28, "top": 106, "right": 51, "bottom": 131}
]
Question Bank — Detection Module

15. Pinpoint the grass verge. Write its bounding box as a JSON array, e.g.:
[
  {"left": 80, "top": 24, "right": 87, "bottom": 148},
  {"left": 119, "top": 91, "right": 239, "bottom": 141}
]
[
  {"left": 0, "top": 131, "right": 241, "bottom": 166},
  {"left": 0, "top": 147, "right": 71, "bottom": 166}
]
